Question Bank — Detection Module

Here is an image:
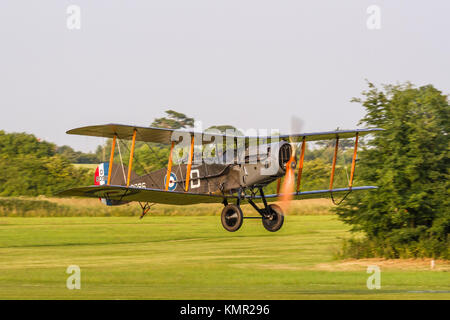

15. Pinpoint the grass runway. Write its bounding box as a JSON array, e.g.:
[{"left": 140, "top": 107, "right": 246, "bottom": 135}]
[{"left": 0, "top": 215, "right": 448, "bottom": 299}]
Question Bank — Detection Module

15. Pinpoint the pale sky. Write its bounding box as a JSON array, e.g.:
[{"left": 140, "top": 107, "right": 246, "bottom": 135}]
[{"left": 0, "top": 1, "right": 449, "bottom": 152}]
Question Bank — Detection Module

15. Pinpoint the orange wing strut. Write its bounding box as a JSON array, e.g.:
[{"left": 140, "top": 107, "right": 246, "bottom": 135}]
[
  {"left": 185, "top": 135, "right": 195, "bottom": 192},
  {"left": 329, "top": 137, "right": 339, "bottom": 190},
  {"left": 296, "top": 137, "right": 306, "bottom": 193},
  {"left": 126, "top": 129, "right": 137, "bottom": 187},
  {"left": 165, "top": 141, "right": 175, "bottom": 191},
  {"left": 276, "top": 178, "right": 281, "bottom": 194},
  {"left": 348, "top": 132, "right": 359, "bottom": 188},
  {"left": 107, "top": 135, "right": 116, "bottom": 185}
]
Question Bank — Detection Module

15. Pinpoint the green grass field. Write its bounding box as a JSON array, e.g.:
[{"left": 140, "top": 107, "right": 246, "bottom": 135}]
[{"left": 0, "top": 214, "right": 448, "bottom": 300}]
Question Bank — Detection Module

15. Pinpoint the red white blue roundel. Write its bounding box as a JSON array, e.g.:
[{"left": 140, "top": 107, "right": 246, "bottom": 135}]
[{"left": 164, "top": 172, "right": 177, "bottom": 191}]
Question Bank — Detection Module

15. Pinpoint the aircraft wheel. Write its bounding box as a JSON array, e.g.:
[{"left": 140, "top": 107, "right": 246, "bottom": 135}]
[
  {"left": 262, "top": 204, "right": 284, "bottom": 232},
  {"left": 221, "top": 204, "right": 243, "bottom": 232}
]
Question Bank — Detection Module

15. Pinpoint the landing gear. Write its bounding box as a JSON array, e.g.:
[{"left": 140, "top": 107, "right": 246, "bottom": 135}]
[
  {"left": 221, "top": 204, "right": 243, "bottom": 232},
  {"left": 220, "top": 187, "right": 285, "bottom": 232},
  {"left": 261, "top": 204, "right": 284, "bottom": 232}
]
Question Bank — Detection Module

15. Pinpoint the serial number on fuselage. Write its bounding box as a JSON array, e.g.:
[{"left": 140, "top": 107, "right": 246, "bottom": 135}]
[{"left": 129, "top": 182, "right": 147, "bottom": 189}]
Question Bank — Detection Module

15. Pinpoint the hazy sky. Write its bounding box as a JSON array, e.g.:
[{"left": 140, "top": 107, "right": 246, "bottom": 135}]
[{"left": 0, "top": 1, "right": 449, "bottom": 152}]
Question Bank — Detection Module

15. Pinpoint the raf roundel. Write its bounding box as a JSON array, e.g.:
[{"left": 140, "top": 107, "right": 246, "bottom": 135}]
[{"left": 164, "top": 172, "right": 177, "bottom": 191}]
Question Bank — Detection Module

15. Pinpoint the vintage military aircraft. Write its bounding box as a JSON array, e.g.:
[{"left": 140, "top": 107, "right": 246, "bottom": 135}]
[{"left": 58, "top": 124, "right": 382, "bottom": 232}]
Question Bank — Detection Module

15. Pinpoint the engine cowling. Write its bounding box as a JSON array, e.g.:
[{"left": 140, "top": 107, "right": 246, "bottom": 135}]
[{"left": 239, "top": 141, "right": 293, "bottom": 187}]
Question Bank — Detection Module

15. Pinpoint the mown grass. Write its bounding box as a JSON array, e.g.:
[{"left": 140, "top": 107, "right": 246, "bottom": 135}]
[
  {"left": 0, "top": 215, "right": 448, "bottom": 300},
  {"left": 0, "top": 197, "right": 333, "bottom": 217}
]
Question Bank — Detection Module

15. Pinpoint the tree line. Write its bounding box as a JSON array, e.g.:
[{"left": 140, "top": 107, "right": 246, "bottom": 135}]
[{"left": 0, "top": 131, "right": 93, "bottom": 196}]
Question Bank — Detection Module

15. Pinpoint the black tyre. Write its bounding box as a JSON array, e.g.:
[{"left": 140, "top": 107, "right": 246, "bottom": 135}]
[
  {"left": 262, "top": 204, "right": 284, "bottom": 232},
  {"left": 221, "top": 204, "right": 244, "bottom": 232}
]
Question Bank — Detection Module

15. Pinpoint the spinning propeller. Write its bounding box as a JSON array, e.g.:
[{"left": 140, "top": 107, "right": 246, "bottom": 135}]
[{"left": 279, "top": 116, "right": 303, "bottom": 211}]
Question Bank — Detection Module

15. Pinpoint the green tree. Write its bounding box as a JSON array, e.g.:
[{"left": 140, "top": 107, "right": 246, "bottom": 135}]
[
  {"left": 335, "top": 82, "right": 449, "bottom": 259},
  {"left": 0, "top": 154, "right": 91, "bottom": 196},
  {"left": 56, "top": 145, "right": 99, "bottom": 163},
  {"left": 0, "top": 131, "right": 55, "bottom": 158},
  {"left": 0, "top": 131, "right": 92, "bottom": 196},
  {"left": 151, "top": 110, "right": 195, "bottom": 129},
  {"left": 206, "top": 125, "right": 240, "bottom": 133}
]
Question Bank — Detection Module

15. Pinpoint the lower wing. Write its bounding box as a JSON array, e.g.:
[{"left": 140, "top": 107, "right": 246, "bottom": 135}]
[
  {"left": 248, "top": 186, "right": 378, "bottom": 202},
  {"left": 57, "top": 185, "right": 235, "bottom": 205},
  {"left": 57, "top": 185, "right": 377, "bottom": 205}
]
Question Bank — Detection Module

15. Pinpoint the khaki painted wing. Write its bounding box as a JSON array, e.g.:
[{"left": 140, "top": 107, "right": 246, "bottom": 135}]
[
  {"left": 57, "top": 185, "right": 235, "bottom": 205},
  {"left": 67, "top": 123, "right": 384, "bottom": 145},
  {"left": 247, "top": 186, "right": 378, "bottom": 202}
]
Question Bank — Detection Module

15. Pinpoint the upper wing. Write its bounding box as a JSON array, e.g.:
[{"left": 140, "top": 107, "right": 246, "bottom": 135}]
[
  {"left": 68, "top": 124, "right": 180, "bottom": 144},
  {"left": 67, "top": 123, "right": 383, "bottom": 145},
  {"left": 277, "top": 129, "right": 383, "bottom": 143},
  {"left": 247, "top": 186, "right": 378, "bottom": 203},
  {"left": 56, "top": 185, "right": 235, "bottom": 205}
]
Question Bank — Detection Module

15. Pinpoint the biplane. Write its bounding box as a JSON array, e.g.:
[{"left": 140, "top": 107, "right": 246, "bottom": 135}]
[{"left": 58, "top": 124, "right": 382, "bottom": 232}]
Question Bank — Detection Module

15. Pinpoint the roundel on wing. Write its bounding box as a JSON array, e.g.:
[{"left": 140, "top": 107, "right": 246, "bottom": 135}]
[{"left": 163, "top": 172, "right": 177, "bottom": 191}]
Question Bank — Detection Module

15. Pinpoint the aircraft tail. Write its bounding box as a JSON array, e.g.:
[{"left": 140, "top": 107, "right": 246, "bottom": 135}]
[
  {"left": 94, "top": 162, "right": 109, "bottom": 187},
  {"left": 94, "top": 162, "right": 135, "bottom": 206}
]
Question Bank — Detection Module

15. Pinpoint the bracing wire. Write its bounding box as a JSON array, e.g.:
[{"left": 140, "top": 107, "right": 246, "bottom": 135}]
[
  {"left": 119, "top": 133, "right": 161, "bottom": 189},
  {"left": 116, "top": 138, "right": 127, "bottom": 183},
  {"left": 330, "top": 137, "right": 354, "bottom": 205}
]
